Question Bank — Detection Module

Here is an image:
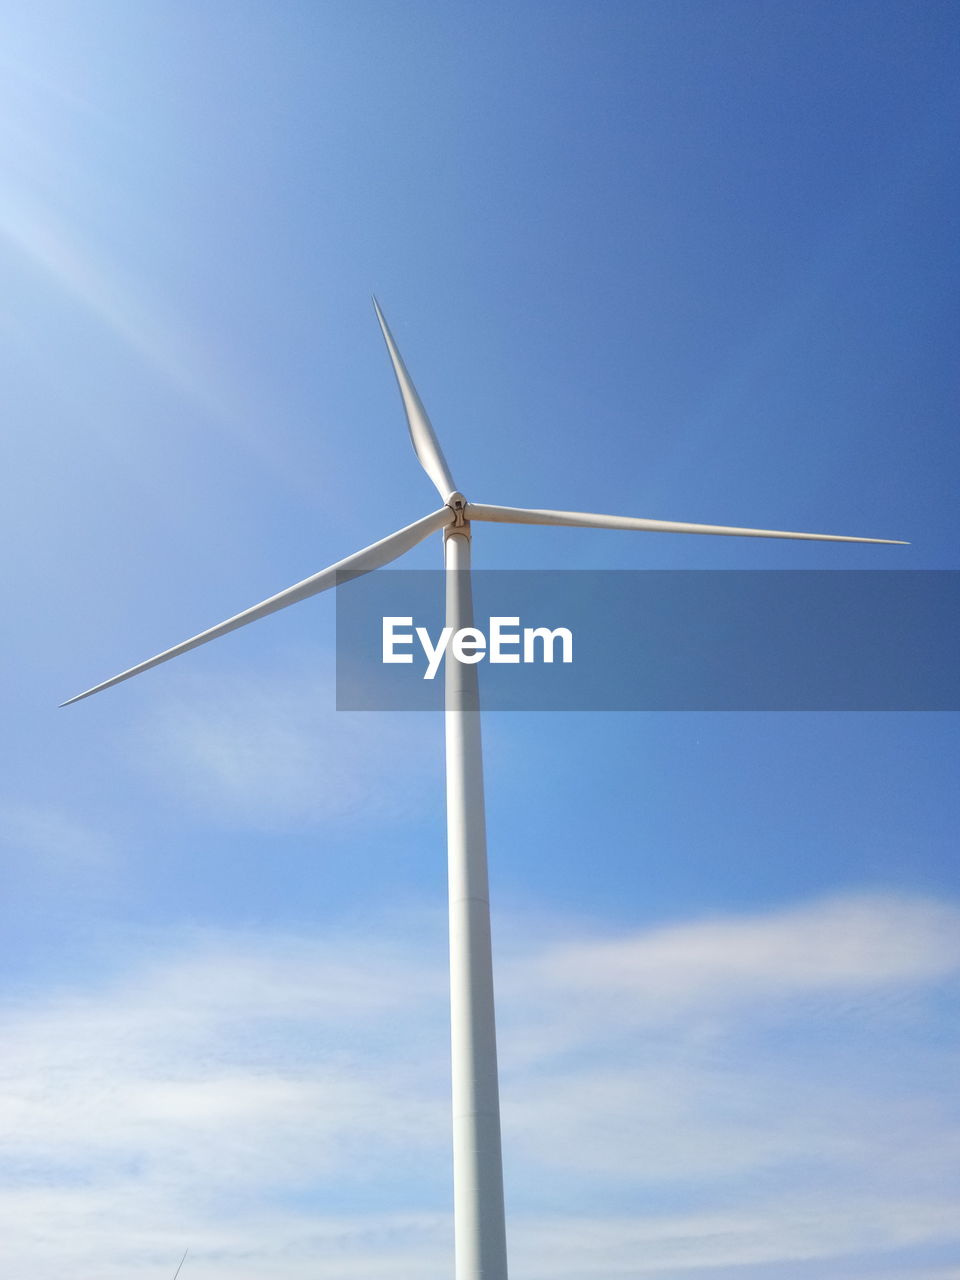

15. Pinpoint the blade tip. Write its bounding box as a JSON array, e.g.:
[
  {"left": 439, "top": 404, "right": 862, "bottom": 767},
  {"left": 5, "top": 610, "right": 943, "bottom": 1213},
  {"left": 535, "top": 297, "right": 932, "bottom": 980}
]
[{"left": 60, "top": 682, "right": 108, "bottom": 706}]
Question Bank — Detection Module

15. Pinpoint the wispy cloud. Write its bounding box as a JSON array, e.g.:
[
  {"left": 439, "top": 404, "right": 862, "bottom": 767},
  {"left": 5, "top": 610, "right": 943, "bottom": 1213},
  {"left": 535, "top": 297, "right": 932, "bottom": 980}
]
[
  {"left": 520, "top": 891, "right": 960, "bottom": 1019},
  {"left": 2, "top": 892, "right": 958, "bottom": 1278},
  {"left": 0, "top": 800, "right": 116, "bottom": 871},
  {"left": 144, "top": 660, "right": 440, "bottom": 830},
  {"left": 507, "top": 1201, "right": 960, "bottom": 1278},
  {"left": 493, "top": 893, "right": 960, "bottom": 1203}
]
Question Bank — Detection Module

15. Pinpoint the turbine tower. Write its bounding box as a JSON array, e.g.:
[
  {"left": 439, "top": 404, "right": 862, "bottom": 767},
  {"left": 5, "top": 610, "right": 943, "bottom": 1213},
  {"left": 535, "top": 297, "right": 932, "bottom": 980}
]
[{"left": 63, "top": 301, "right": 905, "bottom": 1280}]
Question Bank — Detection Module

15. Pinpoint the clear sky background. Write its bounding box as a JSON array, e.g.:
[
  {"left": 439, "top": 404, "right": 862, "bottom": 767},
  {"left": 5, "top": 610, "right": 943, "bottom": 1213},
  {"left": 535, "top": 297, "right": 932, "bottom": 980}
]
[{"left": 1, "top": 3, "right": 958, "bottom": 1277}]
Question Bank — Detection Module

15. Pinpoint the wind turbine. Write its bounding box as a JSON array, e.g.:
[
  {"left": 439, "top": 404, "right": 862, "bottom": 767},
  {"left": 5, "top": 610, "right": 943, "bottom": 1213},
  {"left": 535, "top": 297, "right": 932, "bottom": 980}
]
[{"left": 63, "top": 300, "right": 906, "bottom": 1280}]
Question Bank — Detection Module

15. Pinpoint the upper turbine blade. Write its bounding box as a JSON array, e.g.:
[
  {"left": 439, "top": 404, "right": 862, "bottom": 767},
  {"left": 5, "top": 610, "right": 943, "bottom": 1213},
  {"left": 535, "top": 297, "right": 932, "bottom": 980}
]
[
  {"left": 373, "top": 297, "right": 457, "bottom": 500},
  {"left": 465, "top": 503, "right": 907, "bottom": 545},
  {"left": 61, "top": 507, "right": 454, "bottom": 706}
]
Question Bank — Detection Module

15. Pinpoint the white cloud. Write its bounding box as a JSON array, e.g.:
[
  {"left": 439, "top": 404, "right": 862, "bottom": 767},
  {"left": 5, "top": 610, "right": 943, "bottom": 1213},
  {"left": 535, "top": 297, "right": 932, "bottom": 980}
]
[
  {"left": 505, "top": 1198, "right": 960, "bottom": 1277},
  {"left": 144, "top": 660, "right": 440, "bottom": 830},
  {"left": 0, "top": 800, "right": 115, "bottom": 870},
  {"left": 0, "top": 801, "right": 122, "bottom": 914},
  {"left": 1, "top": 892, "right": 958, "bottom": 1279},
  {"left": 501, "top": 892, "right": 960, "bottom": 1050},
  {"left": 537, "top": 891, "right": 960, "bottom": 992}
]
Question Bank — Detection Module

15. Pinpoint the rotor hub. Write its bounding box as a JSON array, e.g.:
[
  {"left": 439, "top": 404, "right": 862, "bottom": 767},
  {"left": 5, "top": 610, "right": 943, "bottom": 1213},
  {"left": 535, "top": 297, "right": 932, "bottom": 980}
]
[{"left": 446, "top": 491, "right": 468, "bottom": 528}]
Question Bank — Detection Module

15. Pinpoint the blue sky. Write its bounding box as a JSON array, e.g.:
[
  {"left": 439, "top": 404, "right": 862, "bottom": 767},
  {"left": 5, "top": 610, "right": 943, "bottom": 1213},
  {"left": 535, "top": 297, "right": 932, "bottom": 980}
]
[{"left": 1, "top": 2, "right": 958, "bottom": 1277}]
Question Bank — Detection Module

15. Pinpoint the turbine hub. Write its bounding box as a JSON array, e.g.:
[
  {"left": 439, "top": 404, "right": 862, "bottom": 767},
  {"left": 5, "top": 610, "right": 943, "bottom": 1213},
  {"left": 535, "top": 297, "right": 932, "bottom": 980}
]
[{"left": 446, "top": 491, "right": 468, "bottom": 527}]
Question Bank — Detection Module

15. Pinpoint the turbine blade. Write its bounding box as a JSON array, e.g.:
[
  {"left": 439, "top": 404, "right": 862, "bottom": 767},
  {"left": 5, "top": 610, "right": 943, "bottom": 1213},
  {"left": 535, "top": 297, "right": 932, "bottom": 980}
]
[
  {"left": 61, "top": 507, "right": 454, "bottom": 706},
  {"left": 372, "top": 297, "right": 457, "bottom": 500},
  {"left": 465, "top": 503, "right": 907, "bottom": 545}
]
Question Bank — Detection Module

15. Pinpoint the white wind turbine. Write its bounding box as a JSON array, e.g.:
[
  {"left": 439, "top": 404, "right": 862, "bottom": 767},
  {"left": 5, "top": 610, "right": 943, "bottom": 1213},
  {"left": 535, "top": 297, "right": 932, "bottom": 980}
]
[{"left": 64, "top": 300, "right": 906, "bottom": 1280}]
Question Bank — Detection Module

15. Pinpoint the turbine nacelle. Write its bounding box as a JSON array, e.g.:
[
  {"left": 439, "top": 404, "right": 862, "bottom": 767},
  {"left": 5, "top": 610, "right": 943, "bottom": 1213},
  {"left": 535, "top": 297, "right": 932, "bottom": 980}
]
[{"left": 446, "top": 490, "right": 469, "bottom": 527}]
